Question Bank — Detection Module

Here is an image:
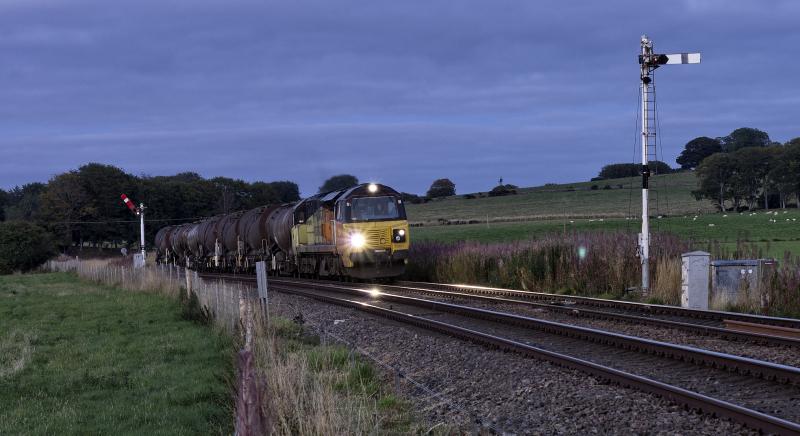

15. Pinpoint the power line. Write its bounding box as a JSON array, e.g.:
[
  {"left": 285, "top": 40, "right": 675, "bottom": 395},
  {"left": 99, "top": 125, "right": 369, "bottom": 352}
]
[{"left": 51, "top": 216, "right": 206, "bottom": 225}]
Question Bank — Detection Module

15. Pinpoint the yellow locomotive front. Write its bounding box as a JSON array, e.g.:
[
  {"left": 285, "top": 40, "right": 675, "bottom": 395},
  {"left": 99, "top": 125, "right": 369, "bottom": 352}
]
[{"left": 335, "top": 184, "right": 409, "bottom": 279}]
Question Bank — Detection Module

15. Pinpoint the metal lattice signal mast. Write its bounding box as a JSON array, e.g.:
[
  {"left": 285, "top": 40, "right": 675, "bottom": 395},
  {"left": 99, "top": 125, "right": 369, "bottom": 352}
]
[{"left": 638, "top": 35, "right": 700, "bottom": 293}]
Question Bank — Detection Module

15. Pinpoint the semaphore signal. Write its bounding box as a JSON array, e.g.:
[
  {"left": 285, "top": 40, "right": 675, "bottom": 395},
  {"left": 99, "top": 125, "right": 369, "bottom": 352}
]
[
  {"left": 638, "top": 35, "right": 700, "bottom": 293},
  {"left": 120, "top": 193, "right": 147, "bottom": 267}
]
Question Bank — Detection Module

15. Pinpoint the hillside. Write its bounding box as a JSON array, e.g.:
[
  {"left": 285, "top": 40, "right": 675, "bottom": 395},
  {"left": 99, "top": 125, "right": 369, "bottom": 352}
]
[{"left": 405, "top": 171, "right": 715, "bottom": 225}]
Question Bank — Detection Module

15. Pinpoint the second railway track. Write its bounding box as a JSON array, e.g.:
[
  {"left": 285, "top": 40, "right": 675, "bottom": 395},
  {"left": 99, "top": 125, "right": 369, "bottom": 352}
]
[
  {"left": 399, "top": 280, "right": 800, "bottom": 331},
  {"left": 336, "top": 279, "right": 800, "bottom": 347},
  {"left": 200, "top": 272, "right": 800, "bottom": 434}
]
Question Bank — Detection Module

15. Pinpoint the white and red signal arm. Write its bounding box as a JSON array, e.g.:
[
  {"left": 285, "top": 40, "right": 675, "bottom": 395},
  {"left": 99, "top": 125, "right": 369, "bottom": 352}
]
[{"left": 120, "top": 194, "right": 140, "bottom": 215}]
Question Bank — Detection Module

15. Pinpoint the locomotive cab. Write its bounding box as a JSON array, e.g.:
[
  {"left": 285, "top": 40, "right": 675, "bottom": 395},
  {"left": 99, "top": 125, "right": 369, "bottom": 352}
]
[{"left": 335, "top": 184, "right": 409, "bottom": 279}]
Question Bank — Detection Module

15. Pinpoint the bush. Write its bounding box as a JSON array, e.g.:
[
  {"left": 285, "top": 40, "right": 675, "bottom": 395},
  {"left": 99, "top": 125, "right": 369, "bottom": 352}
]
[
  {"left": 488, "top": 185, "right": 517, "bottom": 197},
  {"left": 0, "top": 221, "right": 56, "bottom": 274},
  {"left": 399, "top": 192, "right": 424, "bottom": 204},
  {"left": 179, "top": 290, "right": 212, "bottom": 325},
  {"left": 596, "top": 161, "right": 673, "bottom": 180}
]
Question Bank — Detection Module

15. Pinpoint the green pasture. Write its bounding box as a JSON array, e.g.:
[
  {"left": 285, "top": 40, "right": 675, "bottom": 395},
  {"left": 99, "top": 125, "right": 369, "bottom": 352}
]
[
  {"left": 410, "top": 209, "right": 800, "bottom": 258},
  {"left": 0, "top": 273, "right": 233, "bottom": 435},
  {"left": 406, "top": 171, "right": 716, "bottom": 225}
]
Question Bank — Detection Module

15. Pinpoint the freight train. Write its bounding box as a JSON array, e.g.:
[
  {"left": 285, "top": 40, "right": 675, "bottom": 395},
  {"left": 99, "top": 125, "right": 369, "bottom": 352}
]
[{"left": 154, "top": 183, "right": 410, "bottom": 280}]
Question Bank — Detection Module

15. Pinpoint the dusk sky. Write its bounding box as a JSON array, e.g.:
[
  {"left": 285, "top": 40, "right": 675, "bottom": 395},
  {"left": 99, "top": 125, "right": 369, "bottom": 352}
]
[{"left": 1, "top": 0, "right": 798, "bottom": 196}]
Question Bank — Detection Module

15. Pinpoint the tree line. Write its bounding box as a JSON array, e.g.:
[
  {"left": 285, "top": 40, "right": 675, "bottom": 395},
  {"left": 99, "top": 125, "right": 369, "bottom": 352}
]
[
  {"left": 693, "top": 135, "right": 800, "bottom": 211},
  {"left": 0, "top": 163, "right": 300, "bottom": 250},
  {"left": 590, "top": 127, "right": 799, "bottom": 212}
]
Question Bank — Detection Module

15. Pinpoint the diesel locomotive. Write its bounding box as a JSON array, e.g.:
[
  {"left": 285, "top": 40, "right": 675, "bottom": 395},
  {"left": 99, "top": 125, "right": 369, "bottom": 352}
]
[{"left": 154, "top": 183, "right": 410, "bottom": 279}]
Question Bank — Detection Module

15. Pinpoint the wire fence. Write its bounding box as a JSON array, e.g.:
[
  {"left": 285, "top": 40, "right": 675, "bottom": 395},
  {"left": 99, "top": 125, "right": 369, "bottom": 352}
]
[{"left": 41, "top": 260, "right": 500, "bottom": 433}]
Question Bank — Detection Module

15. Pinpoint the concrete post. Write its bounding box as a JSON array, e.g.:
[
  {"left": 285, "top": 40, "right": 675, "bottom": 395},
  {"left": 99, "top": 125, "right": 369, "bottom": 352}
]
[
  {"left": 256, "top": 261, "right": 269, "bottom": 323},
  {"left": 681, "top": 251, "right": 710, "bottom": 310},
  {"left": 185, "top": 258, "right": 192, "bottom": 296}
]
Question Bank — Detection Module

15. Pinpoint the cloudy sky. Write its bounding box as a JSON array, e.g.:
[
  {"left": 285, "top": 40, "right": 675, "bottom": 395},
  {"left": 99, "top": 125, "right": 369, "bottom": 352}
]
[{"left": 1, "top": 0, "right": 798, "bottom": 196}]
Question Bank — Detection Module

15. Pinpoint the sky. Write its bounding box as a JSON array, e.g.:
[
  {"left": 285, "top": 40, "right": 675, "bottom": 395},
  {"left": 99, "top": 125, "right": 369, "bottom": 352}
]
[{"left": 1, "top": 0, "right": 798, "bottom": 197}]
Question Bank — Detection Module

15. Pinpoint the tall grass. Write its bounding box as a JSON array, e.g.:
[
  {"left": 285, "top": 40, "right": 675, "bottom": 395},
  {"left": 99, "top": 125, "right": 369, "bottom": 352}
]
[
  {"left": 246, "top": 314, "right": 407, "bottom": 435},
  {"left": 650, "top": 257, "right": 682, "bottom": 305},
  {"left": 45, "top": 257, "right": 183, "bottom": 298},
  {"left": 407, "top": 231, "right": 800, "bottom": 316},
  {"left": 407, "top": 232, "right": 689, "bottom": 297}
]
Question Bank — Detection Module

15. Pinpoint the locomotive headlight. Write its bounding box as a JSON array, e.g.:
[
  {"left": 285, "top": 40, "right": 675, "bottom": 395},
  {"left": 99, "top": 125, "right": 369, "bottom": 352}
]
[
  {"left": 367, "top": 183, "right": 378, "bottom": 193},
  {"left": 350, "top": 232, "right": 366, "bottom": 249},
  {"left": 392, "top": 228, "right": 407, "bottom": 243}
]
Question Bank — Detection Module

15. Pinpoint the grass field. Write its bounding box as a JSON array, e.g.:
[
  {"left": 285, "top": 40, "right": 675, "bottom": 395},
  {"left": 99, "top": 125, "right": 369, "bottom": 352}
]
[
  {"left": 0, "top": 273, "right": 233, "bottom": 434},
  {"left": 406, "top": 171, "right": 716, "bottom": 225},
  {"left": 410, "top": 209, "right": 800, "bottom": 258},
  {"left": 406, "top": 171, "right": 800, "bottom": 257}
]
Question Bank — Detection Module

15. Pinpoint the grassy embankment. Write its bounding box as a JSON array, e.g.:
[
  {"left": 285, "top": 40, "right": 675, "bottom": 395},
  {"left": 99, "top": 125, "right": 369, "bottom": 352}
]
[
  {"left": 0, "top": 272, "right": 233, "bottom": 434},
  {"left": 254, "top": 317, "right": 416, "bottom": 434},
  {"left": 13, "top": 261, "right": 420, "bottom": 434},
  {"left": 407, "top": 171, "right": 800, "bottom": 258}
]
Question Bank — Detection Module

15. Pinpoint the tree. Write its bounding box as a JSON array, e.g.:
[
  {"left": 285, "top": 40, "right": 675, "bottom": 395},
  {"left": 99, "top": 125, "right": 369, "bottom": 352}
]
[
  {"left": 210, "top": 177, "right": 250, "bottom": 214},
  {"left": 319, "top": 174, "right": 359, "bottom": 193},
  {"left": 426, "top": 178, "right": 456, "bottom": 198},
  {"left": 694, "top": 153, "right": 736, "bottom": 210},
  {"left": 777, "top": 139, "right": 800, "bottom": 208},
  {"left": 38, "top": 172, "right": 94, "bottom": 247},
  {"left": 0, "top": 189, "right": 7, "bottom": 222},
  {"left": 769, "top": 154, "right": 794, "bottom": 209},
  {"left": 75, "top": 163, "right": 139, "bottom": 246},
  {"left": 730, "top": 147, "right": 775, "bottom": 210},
  {"left": 721, "top": 127, "right": 772, "bottom": 152},
  {"left": 4, "top": 183, "right": 46, "bottom": 221},
  {"left": 267, "top": 181, "right": 300, "bottom": 203},
  {"left": 0, "top": 221, "right": 56, "bottom": 274},
  {"left": 676, "top": 137, "right": 722, "bottom": 169}
]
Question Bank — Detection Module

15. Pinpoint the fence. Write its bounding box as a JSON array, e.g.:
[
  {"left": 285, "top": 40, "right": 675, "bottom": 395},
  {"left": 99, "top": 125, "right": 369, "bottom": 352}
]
[{"left": 42, "top": 260, "right": 496, "bottom": 434}]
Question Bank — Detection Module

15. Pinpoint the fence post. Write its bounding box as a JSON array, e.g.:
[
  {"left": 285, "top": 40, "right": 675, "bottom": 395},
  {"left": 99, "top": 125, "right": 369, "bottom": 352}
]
[
  {"left": 185, "top": 259, "right": 192, "bottom": 296},
  {"left": 255, "top": 261, "right": 269, "bottom": 324}
]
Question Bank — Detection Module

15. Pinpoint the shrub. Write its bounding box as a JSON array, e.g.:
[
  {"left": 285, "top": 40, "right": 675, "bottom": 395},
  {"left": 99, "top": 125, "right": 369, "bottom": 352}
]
[
  {"left": 596, "top": 161, "right": 673, "bottom": 179},
  {"left": 590, "top": 185, "right": 599, "bottom": 190},
  {"left": 399, "top": 192, "right": 424, "bottom": 204},
  {"left": 179, "top": 290, "right": 212, "bottom": 325},
  {"left": 0, "top": 221, "right": 56, "bottom": 274},
  {"left": 488, "top": 185, "right": 517, "bottom": 197}
]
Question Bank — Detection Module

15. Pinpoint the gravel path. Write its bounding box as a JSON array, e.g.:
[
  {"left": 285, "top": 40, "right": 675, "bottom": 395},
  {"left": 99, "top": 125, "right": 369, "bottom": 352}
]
[{"left": 267, "top": 290, "right": 755, "bottom": 435}]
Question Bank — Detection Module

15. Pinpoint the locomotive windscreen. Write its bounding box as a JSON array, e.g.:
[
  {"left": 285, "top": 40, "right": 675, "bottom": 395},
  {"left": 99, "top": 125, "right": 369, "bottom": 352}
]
[{"left": 350, "top": 196, "right": 403, "bottom": 221}]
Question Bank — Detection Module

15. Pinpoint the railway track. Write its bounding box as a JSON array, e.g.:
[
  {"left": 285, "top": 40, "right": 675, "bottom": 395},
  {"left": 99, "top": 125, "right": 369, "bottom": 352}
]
[
  {"left": 399, "top": 280, "right": 800, "bottom": 329},
  {"left": 200, "top": 272, "right": 800, "bottom": 434},
  {"left": 363, "top": 280, "right": 800, "bottom": 347}
]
